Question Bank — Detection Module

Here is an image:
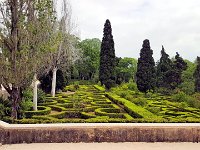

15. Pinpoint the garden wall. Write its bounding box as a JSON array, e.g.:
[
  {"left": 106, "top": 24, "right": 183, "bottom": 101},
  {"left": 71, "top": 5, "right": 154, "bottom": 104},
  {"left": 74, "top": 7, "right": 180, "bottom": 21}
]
[{"left": 0, "top": 121, "right": 200, "bottom": 144}]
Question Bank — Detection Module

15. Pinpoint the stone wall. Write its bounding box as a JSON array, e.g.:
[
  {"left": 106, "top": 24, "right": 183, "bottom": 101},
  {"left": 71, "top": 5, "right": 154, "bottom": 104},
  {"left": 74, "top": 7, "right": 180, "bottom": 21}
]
[{"left": 0, "top": 121, "right": 200, "bottom": 144}]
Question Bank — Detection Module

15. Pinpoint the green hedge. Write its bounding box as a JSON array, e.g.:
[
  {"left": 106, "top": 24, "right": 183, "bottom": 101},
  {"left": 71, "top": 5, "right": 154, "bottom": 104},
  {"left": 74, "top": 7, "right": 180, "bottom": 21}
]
[
  {"left": 49, "top": 105, "right": 67, "bottom": 111},
  {"left": 38, "top": 100, "right": 57, "bottom": 106},
  {"left": 81, "top": 112, "right": 96, "bottom": 119},
  {"left": 93, "top": 85, "right": 105, "bottom": 92},
  {"left": 48, "top": 111, "right": 66, "bottom": 119},
  {"left": 24, "top": 106, "right": 51, "bottom": 118},
  {"left": 106, "top": 93, "right": 159, "bottom": 119},
  {"left": 95, "top": 108, "right": 126, "bottom": 118},
  {"left": 83, "top": 106, "right": 100, "bottom": 112},
  {"left": 56, "top": 103, "right": 73, "bottom": 108}
]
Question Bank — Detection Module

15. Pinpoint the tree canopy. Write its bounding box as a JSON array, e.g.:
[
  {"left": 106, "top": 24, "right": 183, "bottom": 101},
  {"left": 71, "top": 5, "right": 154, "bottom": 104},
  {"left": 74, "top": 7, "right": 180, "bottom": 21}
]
[
  {"left": 99, "top": 19, "right": 116, "bottom": 89},
  {"left": 136, "top": 39, "right": 156, "bottom": 93}
]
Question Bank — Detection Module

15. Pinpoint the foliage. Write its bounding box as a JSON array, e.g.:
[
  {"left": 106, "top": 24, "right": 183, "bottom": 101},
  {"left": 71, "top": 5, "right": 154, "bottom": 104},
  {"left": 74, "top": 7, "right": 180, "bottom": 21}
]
[
  {"left": 194, "top": 56, "right": 200, "bottom": 92},
  {"left": 0, "top": 97, "right": 11, "bottom": 118},
  {"left": 73, "top": 38, "right": 101, "bottom": 80},
  {"left": 106, "top": 93, "right": 158, "bottom": 119},
  {"left": 156, "top": 46, "right": 173, "bottom": 89},
  {"left": 99, "top": 19, "right": 116, "bottom": 89},
  {"left": 168, "top": 52, "right": 187, "bottom": 89},
  {"left": 116, "top": 57, "right": 137, "bottom": 84},
  {"left": 25, "top": 106, "right": 51, "bottom": 118},
  {"left": 39, "top": 69, "right": 66, "bottom": 93},
  {"left": 172, "top": 91, "right": 191, "bottom": 102},
  {"left": 136, "top": 39, "right": 156, "bottom": 93},
  {"left": 0, "top": 0, "right": 59, "bottom": 119}
]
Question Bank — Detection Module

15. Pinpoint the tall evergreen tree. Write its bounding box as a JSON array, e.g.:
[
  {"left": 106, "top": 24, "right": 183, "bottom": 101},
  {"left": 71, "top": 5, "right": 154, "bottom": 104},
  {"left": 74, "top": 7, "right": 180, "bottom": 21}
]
[
  {"left": 99, "top": 19, "right": 116, "bottom": 89},
  {"left": 136, "top": 39, "right": 156, "bottom": 93},
  {"left": 156, "top": 46, "right": 173, "bottom": 88},
  {"left": 168, "top": 52, "right": 187, "bottom": 89},
  {"left": 194, "top": 56, "right": 200, "bottom": 92}
]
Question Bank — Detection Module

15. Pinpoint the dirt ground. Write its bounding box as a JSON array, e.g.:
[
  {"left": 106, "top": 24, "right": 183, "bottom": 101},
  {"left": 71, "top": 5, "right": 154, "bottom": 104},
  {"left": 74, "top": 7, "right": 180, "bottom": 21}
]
[{"left": 1, "top": 143, "right": 200, "bottom": 150}]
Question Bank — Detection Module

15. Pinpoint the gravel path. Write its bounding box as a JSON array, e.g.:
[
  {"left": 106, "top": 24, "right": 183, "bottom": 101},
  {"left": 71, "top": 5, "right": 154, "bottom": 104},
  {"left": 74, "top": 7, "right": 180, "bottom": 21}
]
[{"left": 1, "top": 143, "right": 200, "bottom": 150}]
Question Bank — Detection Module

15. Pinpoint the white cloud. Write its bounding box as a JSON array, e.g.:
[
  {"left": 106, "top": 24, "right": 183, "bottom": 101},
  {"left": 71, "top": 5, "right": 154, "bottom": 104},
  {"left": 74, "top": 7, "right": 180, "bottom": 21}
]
[{"left": 69, "top": 0, "right": 200, "bottom": 61}]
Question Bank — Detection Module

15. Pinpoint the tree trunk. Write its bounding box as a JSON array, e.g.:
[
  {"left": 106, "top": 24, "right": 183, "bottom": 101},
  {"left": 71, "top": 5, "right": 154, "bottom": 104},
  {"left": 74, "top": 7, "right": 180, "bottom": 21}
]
[
  {"left": 33, "top": 74, "right": 38, "bottom": 111},
  {"left": 51, "top": 67, "right": 57, "bottom": 97},
  {"left": 10, "top": 87, "right": 22, "bottom": 119}
]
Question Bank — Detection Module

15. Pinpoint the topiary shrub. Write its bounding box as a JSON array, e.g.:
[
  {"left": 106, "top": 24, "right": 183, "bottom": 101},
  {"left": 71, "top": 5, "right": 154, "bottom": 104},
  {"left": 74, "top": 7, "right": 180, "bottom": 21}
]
[{"left": 25, "top": 106, "right": 51, "bottom": 118}]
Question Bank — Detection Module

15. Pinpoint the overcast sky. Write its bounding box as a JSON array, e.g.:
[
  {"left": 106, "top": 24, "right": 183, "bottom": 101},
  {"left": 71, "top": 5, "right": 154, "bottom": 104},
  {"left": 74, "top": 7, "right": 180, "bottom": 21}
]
[{"left": 69, "top": 0, "right": 200, "bottom": 61}]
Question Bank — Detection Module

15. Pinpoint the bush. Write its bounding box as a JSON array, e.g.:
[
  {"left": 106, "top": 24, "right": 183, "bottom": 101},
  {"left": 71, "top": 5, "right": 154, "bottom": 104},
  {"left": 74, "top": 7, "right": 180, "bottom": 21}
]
[
  {"left": 106, "top": 93, "right": 158, "bottom": 119},
  {"left": 0, "top": 96, "right": 11, "bottom": 118},
  {"left": 38, "top": 89, "right": 46, "bottom": 103},
  {"left": 132, "top": 98, "right": 147, "bottom": 107},
  {"left": 81, "top": 112, "right": 96, "bottom": 119},
  {"left": 25, "top": 106, "right": 51, "bottom": 118},
  {"left": 172, "top": 91, "right": 192, "bottom": 102},
  {"left": 0, "top": 104, "right": 5, "bottom": 119},
  {"left": 156, "top": 87, "right": 173, "bottom": 95},
  {"left": 127, "top": 82, "right": 138, "bottom": 91},
  {"left": 94, "top": 85, "right": 105, "bottom": 92}
]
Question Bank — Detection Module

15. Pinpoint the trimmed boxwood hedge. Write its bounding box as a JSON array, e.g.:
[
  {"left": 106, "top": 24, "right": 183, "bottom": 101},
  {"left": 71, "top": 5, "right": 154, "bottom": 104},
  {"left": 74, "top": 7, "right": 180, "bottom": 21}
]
[
  {"left": 95, "top": 108, "right": 126, "bottom": 118},
  {"left": 25, "top": 106, "right": 51, "bottom": 118},
  {"left": 93, "top": 85, "right": 105, "bottom": 92},
  {"left": 38, "top": 100, "right": 57, "bottom": 106},
  {"left": 106, "top": 93, "right": 159, "bottom": 119},
  {"left": 81, "top": 112, "right": 96, "bottom": 119}
]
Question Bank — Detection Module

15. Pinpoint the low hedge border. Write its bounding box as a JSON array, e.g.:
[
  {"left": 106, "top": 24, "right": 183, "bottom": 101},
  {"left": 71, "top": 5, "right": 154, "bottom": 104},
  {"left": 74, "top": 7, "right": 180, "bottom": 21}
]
[
  {"left": 25, "top": 106, "right": 51, "bottom": 118},
  {"left": 48, "top": 111, "right": 66, "bottom": 119},
  {"left": 95, "top": 108, "right": 126, "bottom": 118},
  {"left": 81, "top": 112, "right": 96, "bottom": 119},
  {"left": 49, "top": 105, "right": 67, "bottom": 111},
  {"left": 83, "top": 106, "right": 100, "bottom": 112},
  {"left": 56, "top": 103, "right": 74, "bottom": 108},
  {"left": 106, "top": 93, "right": 159, "bottom": 119},
  {"left": 93, "top": 85, "right": 105, "bottom": 92},
  {"left": 38, "top": 100, "right": 57, "bottom": 106}
]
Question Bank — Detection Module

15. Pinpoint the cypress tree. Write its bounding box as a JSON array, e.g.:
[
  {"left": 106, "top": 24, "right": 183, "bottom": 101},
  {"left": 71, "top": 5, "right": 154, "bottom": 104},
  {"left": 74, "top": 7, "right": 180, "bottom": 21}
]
[
  {"left": 156, "top": 46, "right": 173, "bottom": 88},
  {"left": 168, "top": 52, "right": 187, "bottom": 89},
  {"left": 136, "top": 39, "right": 156, "bottom": 93},
  {"left": 99, "top": 19, "right": 116, "bottom": 89},
  {"left": 194, "top": 56, "right": 200, "bottom": 92}
]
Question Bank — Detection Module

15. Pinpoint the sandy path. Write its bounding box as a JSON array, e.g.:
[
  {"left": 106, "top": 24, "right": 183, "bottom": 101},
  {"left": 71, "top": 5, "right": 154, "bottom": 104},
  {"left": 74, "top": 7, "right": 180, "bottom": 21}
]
[{"left": 1, "top": 143, "right": 200, "bottom": 150}]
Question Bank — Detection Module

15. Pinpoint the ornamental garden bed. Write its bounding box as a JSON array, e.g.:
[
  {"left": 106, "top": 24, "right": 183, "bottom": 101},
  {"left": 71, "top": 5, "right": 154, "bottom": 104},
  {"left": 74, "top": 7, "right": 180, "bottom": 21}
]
[{"left": 12, "top": 85, "right": 200, "bottom": 123}]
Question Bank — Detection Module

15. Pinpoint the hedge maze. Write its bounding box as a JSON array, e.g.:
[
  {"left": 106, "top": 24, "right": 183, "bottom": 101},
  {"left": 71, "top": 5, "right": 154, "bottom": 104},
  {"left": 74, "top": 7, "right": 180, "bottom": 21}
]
[
  {"left": 146, "top": 98, "right": 200, "bottom": 122},
  {"left": 19, "top": 85, "right": 133, "bottom": 123},
  {"left": 16, "top": 85, "right": 200, "bottom": 123}
]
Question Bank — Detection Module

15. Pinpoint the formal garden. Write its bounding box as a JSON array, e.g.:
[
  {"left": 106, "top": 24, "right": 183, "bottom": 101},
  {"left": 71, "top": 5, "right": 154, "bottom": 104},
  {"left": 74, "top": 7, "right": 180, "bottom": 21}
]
[
  {"left": 1, "top": 0, "right": 200, "bottom": 124},
  {"left": 1, "top": 81, "right": 197, "bottom": 124}
]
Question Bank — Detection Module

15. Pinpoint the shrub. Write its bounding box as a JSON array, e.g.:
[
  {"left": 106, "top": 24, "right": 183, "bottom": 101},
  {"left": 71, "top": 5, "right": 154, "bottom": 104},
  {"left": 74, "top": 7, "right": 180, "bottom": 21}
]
[
  {"left": 25, "top": 106, "right": 51, "bottom": 118},
  {"left": 81, "top": 112, "right": 96, "bottom": 119},
  {"left": 146, "top": 106, "right": 160, "bottom": 115},
  {"left": 0, "top": 104, "right": 5, "bottom": 119},
  {"left": 0, "top": 96, "right": 11, "bottom": 118},
  {"left": 132, "top": 98, "right": 147, "bottom": 107},
  {"left": 127, "top": 82, "right": 138, "bottom": 91},
  {"left": 172, "top": 91, "right": 192, "bottom": 103},
  {"left": 94, "top": 85, "right": 105, "bottom": 92},
  {"left": 106, "top": 93, "right": 159, "bottom": 119},
  {"left": 38, "top": 89, "right": 46, "bottom": 103}
]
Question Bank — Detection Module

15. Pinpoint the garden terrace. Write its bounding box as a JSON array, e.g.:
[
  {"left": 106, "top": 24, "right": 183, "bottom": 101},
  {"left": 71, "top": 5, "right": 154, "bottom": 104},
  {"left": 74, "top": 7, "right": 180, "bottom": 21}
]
[{"left": 10, "top": 84, "right": 200, "bottom": 123}]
